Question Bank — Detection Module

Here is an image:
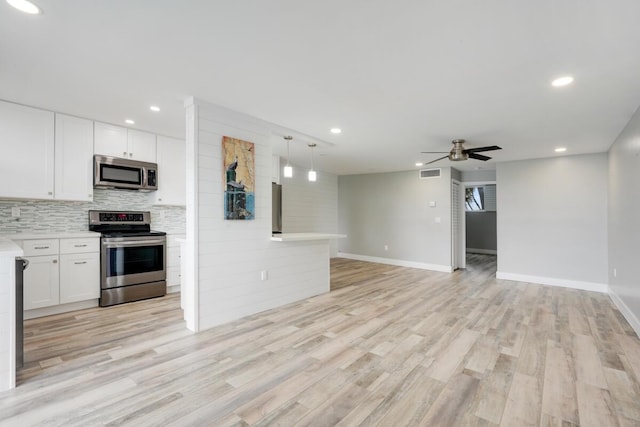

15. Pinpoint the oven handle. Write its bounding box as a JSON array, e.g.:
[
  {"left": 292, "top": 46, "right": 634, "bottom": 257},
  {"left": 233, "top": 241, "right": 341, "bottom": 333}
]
[{"left": 102, "top": 239, "right": 166, "bottom": 247}]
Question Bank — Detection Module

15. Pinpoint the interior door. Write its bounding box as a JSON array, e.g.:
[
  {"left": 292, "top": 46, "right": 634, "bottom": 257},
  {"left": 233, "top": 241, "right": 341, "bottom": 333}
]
[{"left": 452, "top": 181, "right": 466, "bottom": 270}]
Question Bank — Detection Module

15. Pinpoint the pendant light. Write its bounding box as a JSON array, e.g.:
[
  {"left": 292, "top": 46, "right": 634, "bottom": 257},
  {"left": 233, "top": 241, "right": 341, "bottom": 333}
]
[
  {"left": 308, "top": 143, "right": 317, "bottom": 182},
  {"left": 283, "top": 136, "right": 293, "bottom": 178}
]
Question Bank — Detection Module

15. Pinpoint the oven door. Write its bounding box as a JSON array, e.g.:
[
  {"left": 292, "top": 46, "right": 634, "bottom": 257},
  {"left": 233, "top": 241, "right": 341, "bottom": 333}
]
[{"left": 101, "top": 235, "right": 166, "bottom": 289}]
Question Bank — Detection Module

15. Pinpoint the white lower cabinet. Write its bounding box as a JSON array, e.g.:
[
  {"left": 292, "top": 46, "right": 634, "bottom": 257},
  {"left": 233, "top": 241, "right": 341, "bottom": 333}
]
[
  {"left": 60, "top": 253, "right": 100, "bottom": 303},
  {"left": 19, "top": 236, "right": 100, "bottom": 313},
  {"left": 23, "top": 255, "right": 59, "bottom": 310}
]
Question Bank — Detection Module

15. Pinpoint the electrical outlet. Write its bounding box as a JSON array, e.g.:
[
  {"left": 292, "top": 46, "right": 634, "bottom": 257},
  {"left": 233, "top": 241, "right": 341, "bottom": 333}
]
[
  {"left": 613, "top": 268, "right": 617, "bottom": 278},
  {"left": 384, "top": 245, "right": 388, "bottom": 251},
  {"left": 261, "top": 270, "right": 268, "bottom": 281},
  {"left": 11, "top": 207, "right": 20, "bottom": 218},
  {"left": 435, "top": 217, "right": 441, "bottom": 223}
]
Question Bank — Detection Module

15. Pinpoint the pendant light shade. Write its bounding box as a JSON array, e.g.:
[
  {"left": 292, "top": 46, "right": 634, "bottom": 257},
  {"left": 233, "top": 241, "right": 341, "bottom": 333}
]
[
  {"left": 283, "top": 136, "right": 293, "bottom": 178},
  {"left": 308, "top": 143, "right": 317, "bottom": 182}
]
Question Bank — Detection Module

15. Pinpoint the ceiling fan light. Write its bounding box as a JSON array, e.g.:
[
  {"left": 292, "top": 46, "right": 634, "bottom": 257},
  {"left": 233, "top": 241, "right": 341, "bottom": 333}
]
[{"left": 448, "top": 152, "right": 469, "bottom": 161}]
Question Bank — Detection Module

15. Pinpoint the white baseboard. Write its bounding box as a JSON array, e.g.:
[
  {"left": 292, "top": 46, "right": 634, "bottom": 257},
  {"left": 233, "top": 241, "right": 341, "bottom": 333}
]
[
  {"left": 25, "top": 299, "right": 99, "bottom": 320},
  {"left": 466, "top": 248, "right": 497, "bottom": 255},
  {"left": 496, "top": 271, "right": 608, "bottom": 293},
  {"left": 167, "top": 285, "right": 181, "bottom": 294},
  {"left": 337, "top": 252, "right": 453, "bottom": 273},
  {"left": 607, "top": 286, "right": 640, "bottom": 338}
]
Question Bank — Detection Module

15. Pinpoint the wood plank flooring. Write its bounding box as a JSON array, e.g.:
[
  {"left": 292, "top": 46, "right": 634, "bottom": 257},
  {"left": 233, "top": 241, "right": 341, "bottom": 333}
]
[{"left": 2, "top": 255, "right": 640, "bottom": 426}]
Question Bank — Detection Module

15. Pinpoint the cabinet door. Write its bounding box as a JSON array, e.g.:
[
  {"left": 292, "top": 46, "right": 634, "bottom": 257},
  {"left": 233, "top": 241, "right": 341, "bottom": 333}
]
[
  {"left": 0, "top": 100, "right": 55, "bottom": 199},
  {"left": 23, "top": 255, "right": 59, "bottom": 310},
  {"left": 94, "top": 122, "right": 128, "bottom": 158},
  {"left": 54, "top": 114, "right": 94, "bottom": 201},
  {"left": 59, "top": 253, "right": 100, "bottom": 304},
  {"left": 127, "top": 129, "right": 156, "bottom": 162},
  {"left": 154, "top": 136, "right": 185, "bottom": 206}
]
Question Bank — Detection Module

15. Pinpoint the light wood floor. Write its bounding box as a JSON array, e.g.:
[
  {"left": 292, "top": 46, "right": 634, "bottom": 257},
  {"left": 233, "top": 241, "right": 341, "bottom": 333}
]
[{"left": 2, "top": 255, "right": 640, "bottom": 426}]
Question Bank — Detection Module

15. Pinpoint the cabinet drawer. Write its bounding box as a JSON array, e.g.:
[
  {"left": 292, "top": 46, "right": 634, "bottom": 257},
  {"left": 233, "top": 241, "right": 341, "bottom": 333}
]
[
  {"left": 21, "top": 239, "right": 59, "bottom": 256},
  {"left": 60, "top": 238, "right": 99, "bottom": 254}
]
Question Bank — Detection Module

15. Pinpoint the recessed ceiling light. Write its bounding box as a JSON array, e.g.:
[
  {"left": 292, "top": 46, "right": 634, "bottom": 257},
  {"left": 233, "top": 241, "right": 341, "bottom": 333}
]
[
  {"left": 125, "top": 119, "right": 135, "bottom": 125},
  {"left": 415, "top": 162, "right": 424, "bottom": 167},
  {"left": 551, "top": 76, "right": 574, "bottom": 87},
  {"left": 6, "top": 0, "right": 41, "bottom": 14},
  {"left": 330, "top": 128, "right": 342, "bottom": 134},
  {"left": 149, "top": 105, "right": 160, "bottom": 112},
  {"left": 555, "top": 147, "right": 567, "bottom": 153}
]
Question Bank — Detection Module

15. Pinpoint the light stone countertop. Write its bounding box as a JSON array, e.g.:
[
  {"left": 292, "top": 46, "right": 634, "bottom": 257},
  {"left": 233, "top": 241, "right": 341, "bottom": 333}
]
[
  {"left": 0, "top": 231, "right": 101, "bottom": 241},
  {"left": 0, "top": 238, "right": 24, "bottom": 257},
  {"left": 270, "top": 233, "right": 346, "bottom": 242}
]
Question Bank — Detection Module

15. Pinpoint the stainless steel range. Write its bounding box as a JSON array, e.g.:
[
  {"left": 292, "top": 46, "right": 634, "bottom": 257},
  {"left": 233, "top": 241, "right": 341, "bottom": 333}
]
[{"left": 89, "top": 210, "right": 166, "bottom": 307}]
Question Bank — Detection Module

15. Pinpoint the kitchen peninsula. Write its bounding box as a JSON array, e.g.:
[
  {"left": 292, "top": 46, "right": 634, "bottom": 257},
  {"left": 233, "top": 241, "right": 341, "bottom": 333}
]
[
  {"left": 270, "top": 233, "right": 346, "bottom": 242},
  {"left": 0, "top": 238, "right": 24, "bottom": 391}
]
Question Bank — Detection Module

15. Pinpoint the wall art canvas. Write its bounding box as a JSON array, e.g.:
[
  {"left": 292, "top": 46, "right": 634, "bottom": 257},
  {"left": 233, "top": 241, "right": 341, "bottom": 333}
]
[{"left": 222, "top": 136, "right": 255, "bottom": 220}]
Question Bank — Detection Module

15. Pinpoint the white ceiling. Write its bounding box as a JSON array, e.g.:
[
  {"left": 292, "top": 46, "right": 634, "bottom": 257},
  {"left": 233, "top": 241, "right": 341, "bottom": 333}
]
[{"left": 2, "top": 1, "right": 640, "bottom": 175}]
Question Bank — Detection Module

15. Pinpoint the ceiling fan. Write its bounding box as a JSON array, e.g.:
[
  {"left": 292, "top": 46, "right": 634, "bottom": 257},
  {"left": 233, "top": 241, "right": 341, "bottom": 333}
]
[{"left": 422, "top": 139, "right": 502, "bottom": 165}]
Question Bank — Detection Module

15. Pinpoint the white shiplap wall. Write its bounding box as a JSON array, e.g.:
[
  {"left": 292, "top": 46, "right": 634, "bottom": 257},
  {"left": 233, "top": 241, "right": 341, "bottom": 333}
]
[
  {"left": 281, "top": 164, "right": 339, "bottom": 257},
  {"left": 185, "top": 98, "right": 330, "bottom": 331}
]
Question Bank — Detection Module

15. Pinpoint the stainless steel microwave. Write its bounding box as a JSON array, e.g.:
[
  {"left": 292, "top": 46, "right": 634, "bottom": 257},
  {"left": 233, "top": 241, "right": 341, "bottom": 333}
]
[{"left": 94, "top": 155, "right": 158, "bottom": 191}]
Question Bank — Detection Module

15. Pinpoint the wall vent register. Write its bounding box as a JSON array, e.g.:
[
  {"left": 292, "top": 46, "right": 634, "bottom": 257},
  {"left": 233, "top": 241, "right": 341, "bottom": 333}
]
[{"left": 419, "top": 168, "right": 442, "bottom": 179}]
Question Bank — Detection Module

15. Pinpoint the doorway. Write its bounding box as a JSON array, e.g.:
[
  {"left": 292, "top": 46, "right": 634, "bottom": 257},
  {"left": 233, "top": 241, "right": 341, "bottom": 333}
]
[{"left": 463, "top": 181, "right": 497, "bottom": 270}]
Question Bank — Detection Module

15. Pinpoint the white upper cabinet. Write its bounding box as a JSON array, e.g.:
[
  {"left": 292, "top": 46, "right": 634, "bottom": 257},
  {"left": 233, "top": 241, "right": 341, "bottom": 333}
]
[
  {"left": 127, "top": 129, "right": 156, "bottom": 163},
  {"left": 154, "top": 135, "right": 186, "bottom": 206},
  {"left": 54, "top": 114, "right": 94, "bottom": 201},
  {"left": 93, "top": 122, "right": 127, "bottom": 157},
  {"left": 94, "top": 122, "right": 156, "bottom": 163},
  {"left": 0, "top": 100, "right": 55, "bottom": 200}
]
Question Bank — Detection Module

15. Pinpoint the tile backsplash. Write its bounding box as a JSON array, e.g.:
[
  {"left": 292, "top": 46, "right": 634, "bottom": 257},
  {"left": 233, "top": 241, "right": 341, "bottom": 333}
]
[{"left": 0, "top": 189, "right": 185, "bottom": 235}]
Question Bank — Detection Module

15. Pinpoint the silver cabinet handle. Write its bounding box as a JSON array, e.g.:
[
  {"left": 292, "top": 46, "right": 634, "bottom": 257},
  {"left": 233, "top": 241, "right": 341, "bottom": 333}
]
[
  {"left": 74, "top": 261, "right": 87, "bottom": 265},
  {"left": 123, "top": 151, "right": 127, "bottom": 156},
  {"left": 34, "top": 246, "right": 50, "bottom": 250},
  {"left": 74, "top": 244, "right": 87, "bottom": 247},
  {"left": 52, "top": 259, "right": 57, "bottom": 264}
]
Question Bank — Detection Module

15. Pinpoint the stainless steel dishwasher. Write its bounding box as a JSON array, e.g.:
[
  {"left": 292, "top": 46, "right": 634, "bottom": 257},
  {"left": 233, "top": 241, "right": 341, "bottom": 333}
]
[{"left": 15, "top": 257, "right": 28, "bottom": 369}]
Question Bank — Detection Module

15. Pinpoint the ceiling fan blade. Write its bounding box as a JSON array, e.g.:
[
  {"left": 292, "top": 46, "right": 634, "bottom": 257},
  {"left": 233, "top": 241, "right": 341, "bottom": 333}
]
[
  {"left": 421, "top": 151, "right": 449, "bottom": 154},
  {"left": 465, "top": 145, "right": 502, "bottom": 153},
  {"left": 425, "top": 155, "right": 449, "bottom": 165},
  {"left": 468, "top": 153, "right": 491, "bottom": 161}
]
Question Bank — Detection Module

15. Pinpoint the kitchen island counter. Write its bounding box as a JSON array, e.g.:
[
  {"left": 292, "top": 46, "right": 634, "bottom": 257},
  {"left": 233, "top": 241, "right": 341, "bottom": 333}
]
[
  {"left": 0, "top": 238, "right": 24, "bottom": 391},
  {"left": 270, "top": 233, "right": 346, "bottom": 242}
]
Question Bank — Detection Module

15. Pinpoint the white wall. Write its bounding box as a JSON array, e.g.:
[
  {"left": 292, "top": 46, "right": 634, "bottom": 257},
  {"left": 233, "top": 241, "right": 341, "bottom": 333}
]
[
  {"left": 184, "top": 98, "right": 330, "bottom": 331},
  {"left": 496, "top": 153, "right": 608, "bottom": 291},
  {"left": 281, "top": 164, "right": 339, "bottom": 257},
  {"left": 338, "top": 168, "right": 452, "bottom": 271},
  {"left": 608, "top": 105, "right": 640, "bottom": 335}
]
